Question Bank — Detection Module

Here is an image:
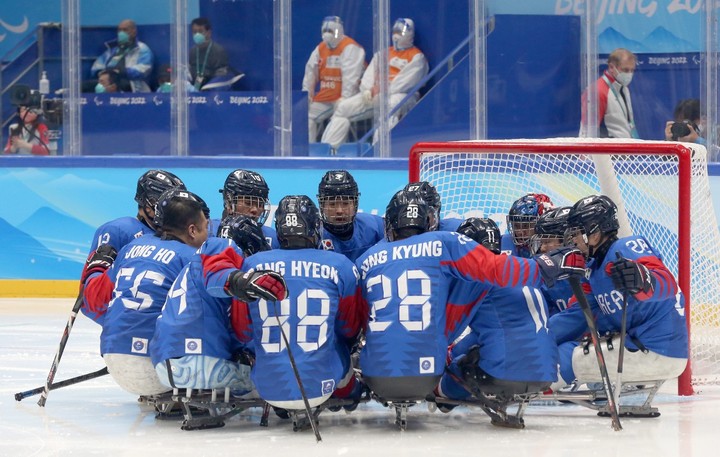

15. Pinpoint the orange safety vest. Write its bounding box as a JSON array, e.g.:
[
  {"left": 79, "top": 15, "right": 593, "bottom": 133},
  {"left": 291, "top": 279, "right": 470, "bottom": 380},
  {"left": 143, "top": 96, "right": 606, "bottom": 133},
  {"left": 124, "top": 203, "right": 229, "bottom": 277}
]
[
  {"left": 314, "top": 36, "right": 361, "bottom": 103},
  {"left": 388, "top": 46, "right": 422, "bottom": 82}
]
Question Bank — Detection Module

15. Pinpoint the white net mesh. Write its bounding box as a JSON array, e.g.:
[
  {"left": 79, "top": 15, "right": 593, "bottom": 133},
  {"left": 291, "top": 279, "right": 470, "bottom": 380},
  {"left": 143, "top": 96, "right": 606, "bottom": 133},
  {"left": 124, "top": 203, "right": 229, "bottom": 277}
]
[{"left": 413, "top": 139, "right": 720, "bottom": 388}]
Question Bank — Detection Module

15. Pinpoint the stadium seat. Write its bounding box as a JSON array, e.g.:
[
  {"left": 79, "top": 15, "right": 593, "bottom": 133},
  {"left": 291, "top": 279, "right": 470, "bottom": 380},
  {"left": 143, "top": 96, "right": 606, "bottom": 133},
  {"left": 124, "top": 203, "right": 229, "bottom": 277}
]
[{"left": 308, "top": 143, "right": 332, "bottom": 157}]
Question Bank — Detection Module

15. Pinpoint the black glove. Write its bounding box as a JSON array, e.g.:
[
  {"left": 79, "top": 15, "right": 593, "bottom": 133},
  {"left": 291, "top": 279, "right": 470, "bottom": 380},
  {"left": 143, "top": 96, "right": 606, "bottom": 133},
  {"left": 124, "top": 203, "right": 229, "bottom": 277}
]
[
  {"left": 535, "top": 246, "right": 586, "bottom": 288},
  {"left": 226, "top": 269, "right": 288, "bottom": 302},
  {"left": 81, "top": 244, "right": 117, "bottom": 283},
  {"left": 608, "top": 252, "right": 654, "bottom": 297}
]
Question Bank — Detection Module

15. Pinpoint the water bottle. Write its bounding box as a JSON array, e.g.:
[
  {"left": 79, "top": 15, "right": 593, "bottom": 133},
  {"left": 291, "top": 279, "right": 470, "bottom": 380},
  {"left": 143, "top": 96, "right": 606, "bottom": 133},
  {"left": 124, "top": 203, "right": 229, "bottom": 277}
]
[{"left": 39, "top": 71, "right": 50, "bottom": 95}]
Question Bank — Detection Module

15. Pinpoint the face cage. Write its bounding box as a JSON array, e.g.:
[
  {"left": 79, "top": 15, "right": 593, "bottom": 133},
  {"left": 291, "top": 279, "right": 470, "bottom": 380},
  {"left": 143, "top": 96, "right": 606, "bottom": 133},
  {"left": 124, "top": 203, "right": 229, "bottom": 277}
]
[
  {"left": 563, "top": 226, "right": 587, "bottom": 249},
  {"left": 319, "top": 195, "right": 358, "bottom": 226},
  {"left": 507, "top": 215, "right": 538, "bottom": 246},
  {"left": 528, "top": 233, "right": 564, "bottom": 256},
  {"left": 227, "top": 195, "right": 270, "bottom": 225}
]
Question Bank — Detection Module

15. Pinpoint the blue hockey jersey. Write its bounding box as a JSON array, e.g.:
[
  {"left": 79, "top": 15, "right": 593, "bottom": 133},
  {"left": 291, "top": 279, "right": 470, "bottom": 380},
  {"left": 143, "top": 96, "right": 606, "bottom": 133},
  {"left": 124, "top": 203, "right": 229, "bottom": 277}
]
[
  {"left": 233, "top": 248, "right": 362, "bottom": 404},
  {"left": 89, "top": 216, "right": 152, "bottom": 253},
  {"left": 356, "top": 231, "right": 546, "bottom": 379},
  {"left": 151, "top": 237, "right": 248, "bottom": 366},
  {"left": 209, "top": 217, "right": 279, "bottom": 249},
  {"left": 320, "top": 212, "right": 385, "bottom": 262},
  {"left": 84, "top": 235, "right": 198, "bottom": 357},
  {"left": 548, "top": 235, "right": 688, "bottom": 358},
  {"left": 500, "top": 233, "right": 530, "bottom": 258}
]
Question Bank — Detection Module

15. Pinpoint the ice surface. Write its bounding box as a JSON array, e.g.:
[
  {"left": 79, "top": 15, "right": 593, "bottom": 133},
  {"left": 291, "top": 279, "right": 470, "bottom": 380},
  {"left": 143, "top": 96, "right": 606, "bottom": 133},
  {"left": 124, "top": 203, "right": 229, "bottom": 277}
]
[{"left": 1, "top": 298, "right": 717, "bottom": 457}]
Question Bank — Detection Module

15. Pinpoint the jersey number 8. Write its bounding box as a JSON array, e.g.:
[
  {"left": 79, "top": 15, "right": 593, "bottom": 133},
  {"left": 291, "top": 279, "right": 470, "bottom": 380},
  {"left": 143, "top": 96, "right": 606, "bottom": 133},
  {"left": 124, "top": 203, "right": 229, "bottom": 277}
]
[{"left": 258, "top": 288, "right": 330, "bottom": 354}]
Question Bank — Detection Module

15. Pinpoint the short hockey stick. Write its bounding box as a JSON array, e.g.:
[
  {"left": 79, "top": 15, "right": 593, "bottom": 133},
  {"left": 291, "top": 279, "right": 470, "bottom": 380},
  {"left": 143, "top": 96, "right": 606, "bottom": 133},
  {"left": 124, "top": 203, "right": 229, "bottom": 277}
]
[
  {"left": 273, "top": 301, "right": 322, "bottom": 442},
  {"left": 37, "top": 289, "right": 85, "bottom": 407},
  {"left": 16, "top": 367, "right": 109, "bottom": 401},
  {"left": 569, "top": 277, "right": 623, "bottom": 431}
]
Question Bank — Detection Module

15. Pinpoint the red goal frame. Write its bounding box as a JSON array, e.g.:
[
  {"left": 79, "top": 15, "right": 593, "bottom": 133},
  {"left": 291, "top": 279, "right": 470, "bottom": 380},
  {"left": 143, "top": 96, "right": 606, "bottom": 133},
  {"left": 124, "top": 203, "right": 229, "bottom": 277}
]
[{"left": 409, "top": 140, "right": 694, "bottom": 396}]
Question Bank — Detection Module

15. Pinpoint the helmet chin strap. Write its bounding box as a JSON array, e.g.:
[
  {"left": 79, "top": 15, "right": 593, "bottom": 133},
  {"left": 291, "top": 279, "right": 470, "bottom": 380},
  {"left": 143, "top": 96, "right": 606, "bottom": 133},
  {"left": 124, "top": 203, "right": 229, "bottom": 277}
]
[{"left": 138, "top": 205, "right": 156, "bottom": 230}]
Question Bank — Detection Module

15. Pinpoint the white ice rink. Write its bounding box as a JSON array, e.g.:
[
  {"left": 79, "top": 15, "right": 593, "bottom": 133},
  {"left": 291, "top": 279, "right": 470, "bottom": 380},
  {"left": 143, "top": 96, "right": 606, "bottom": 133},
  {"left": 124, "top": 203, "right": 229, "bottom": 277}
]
[{"left": 2, "top": 298, "right": 718, "bottom": 457}]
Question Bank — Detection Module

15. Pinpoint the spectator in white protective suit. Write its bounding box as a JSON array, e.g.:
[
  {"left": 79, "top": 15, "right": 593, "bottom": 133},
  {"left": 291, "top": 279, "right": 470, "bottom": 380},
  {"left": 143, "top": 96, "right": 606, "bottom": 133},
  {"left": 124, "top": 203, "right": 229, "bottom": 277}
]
[
  {"left": 321, "top": 18, "right": 428, "bottom": 150},
  {"left": 302, "top": 16, "right": 366, "bottom": 143}
]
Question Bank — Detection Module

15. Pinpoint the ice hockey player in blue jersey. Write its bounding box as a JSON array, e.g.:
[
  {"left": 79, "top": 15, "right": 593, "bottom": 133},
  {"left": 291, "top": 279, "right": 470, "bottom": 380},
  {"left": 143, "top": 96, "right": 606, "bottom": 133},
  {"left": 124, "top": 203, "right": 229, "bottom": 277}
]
[
  {"left": 211, "top": 169, "right": 279, "bottom": 248},
  {"left": 529, "top": 206, "right": 574, "bottom": 316},
  {"left": 82, "top": 169, "right": 186, "bottom": 323},
  {"left": 403, "top": 181, "right": 462, "bottom": 232},
  {"left": 355, "top": 190, "right": 583, "bottom": 402},
  {"left": 437, "top": 217, "right": 557, "bottom": 405},
  {"left": 81, "top": 189, "right": 211, "bottom": 396},
  {"left": 501, "top": 193, "right": 554, "bottom": 257},
  {"left": 88, "top": 169, "right": 186, "bottom": 253},
  {"left": 549, "top": 195, "right": 688, "bottom": 391},
  {"left": 151, "top": 215, "right": 283, "bottom": 393},
  {"left": 233, "top": 195, "right": 364, "bottom": 409},
  {"left": 317, "top": 170, "right": 385, "bottom": 262}
]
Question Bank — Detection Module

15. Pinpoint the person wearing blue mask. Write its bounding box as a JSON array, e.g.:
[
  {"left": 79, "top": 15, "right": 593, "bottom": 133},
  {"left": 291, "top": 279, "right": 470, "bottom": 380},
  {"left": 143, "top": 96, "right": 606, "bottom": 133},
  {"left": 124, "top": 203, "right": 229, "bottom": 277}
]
[
  {"left": 95, "top": 70, "right": 121, "bottom": 94},
  {"left": 90, "top": 19, "right": 154, "bottom": 93},
  {"left": 189, "top": 17, "right": 230, "bottom": 91}
]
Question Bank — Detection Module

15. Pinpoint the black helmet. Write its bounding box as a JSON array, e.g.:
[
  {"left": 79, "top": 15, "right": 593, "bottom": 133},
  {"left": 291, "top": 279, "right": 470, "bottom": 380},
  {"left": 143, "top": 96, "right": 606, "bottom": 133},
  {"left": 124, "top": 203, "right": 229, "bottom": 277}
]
[
  {"left": 275, "top": 195, "right": 322, "bottom": 249},
  {"left": 317, "top": 170, "right": 359, "bottom": 235},
  {"left": 384, "top": 189, "right": 431, "bottom": 241},
  {"left": 404, "top": 181, "right": 441, "bottom": 230},
  {"left": 218, "top": 215, "right": 270, "bottom": 257},
  {"left": 135, "top": 170, "right": 185, "bottom": 207},
  {"left": 529, "top": 206, "right": 571, "bottom": 255},
  {"left": 219, "top": 169, "right": 270, "bottom": 225},
  {"left": 456, "top": 217, "right": 501, "bottom": 254},
  {"left": 506, "top": 193, "right": 554, "bottom": 246},
  {"left": 154, "top": 188, "right": 209, "bottom": 231},
  {"left": 566, "top": 195, "right": 619, "bottom": 237}
]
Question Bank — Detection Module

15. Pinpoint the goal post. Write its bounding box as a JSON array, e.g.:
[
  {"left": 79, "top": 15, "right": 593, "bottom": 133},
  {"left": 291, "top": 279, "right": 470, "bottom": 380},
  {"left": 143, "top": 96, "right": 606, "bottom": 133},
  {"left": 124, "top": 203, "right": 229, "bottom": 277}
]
[{"left": 409, "top": 138, "right": 720, "bottom": 396}]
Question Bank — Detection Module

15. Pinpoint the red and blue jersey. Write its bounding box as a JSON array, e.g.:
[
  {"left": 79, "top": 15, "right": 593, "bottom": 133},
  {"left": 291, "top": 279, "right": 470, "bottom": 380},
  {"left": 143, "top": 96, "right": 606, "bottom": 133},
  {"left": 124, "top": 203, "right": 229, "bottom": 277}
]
[
  {"left": 151, "top": 237, "right": 248, "bottom": 366},
  {"left": 83, "top": 235, "right": 197, "bottom": 357},
  {"left": 356, "top": 231, "right": 545, "bottom": 379},
  {"left": 549, "top": 235, "right": 688, "bottom": 358},
  {"left": 233, "top": 248, "right": 362, "bottom": 404}
]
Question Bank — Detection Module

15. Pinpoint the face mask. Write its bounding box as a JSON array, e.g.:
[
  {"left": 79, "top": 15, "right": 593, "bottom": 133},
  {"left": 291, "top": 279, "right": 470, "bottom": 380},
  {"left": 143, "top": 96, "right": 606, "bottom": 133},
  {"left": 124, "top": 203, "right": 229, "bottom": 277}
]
[
  {"left": 322, "top": 32, "right": 340, "bottom": 49},
  {"left": 159, "top": 82, "right": 172, "bottom": 93},
  {"left": 392, "top": 33, "right": 413, "bottom": 50},
  {"left": 117, "top": 31, "right": 130, "bottom": 45},
  {"left": 95, "top": 83, "right": 106, "bottom": 94},
  {"left": 193, "top": 32, "right": 206, "bottom": 46},
  {"left": 615, "top": 71, "right": 633, "bottom": 86}
]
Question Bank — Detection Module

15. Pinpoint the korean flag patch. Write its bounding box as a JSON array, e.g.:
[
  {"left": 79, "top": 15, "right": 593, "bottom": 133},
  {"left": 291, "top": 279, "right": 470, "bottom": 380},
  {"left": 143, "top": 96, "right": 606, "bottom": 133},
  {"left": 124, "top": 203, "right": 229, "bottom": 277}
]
[
  {"left": 419, "top": 357, "right": 435, "bottom": 374},
  {"left": 322, "top": 239, "right": 335, "bottom": 251},
  {"left": 185, "top": 338, "right": 202, "bottom": 354}
]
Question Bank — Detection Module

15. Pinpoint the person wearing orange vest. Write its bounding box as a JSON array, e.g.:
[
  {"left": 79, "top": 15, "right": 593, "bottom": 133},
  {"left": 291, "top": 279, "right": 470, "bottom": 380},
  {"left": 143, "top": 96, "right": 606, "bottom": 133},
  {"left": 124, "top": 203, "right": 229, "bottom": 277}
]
[
  {"left": 303, "top": 16, "right": 366, "bottom": 143},
  {"left": 321, "top": 18, "right": 428, "bottom": 151}
]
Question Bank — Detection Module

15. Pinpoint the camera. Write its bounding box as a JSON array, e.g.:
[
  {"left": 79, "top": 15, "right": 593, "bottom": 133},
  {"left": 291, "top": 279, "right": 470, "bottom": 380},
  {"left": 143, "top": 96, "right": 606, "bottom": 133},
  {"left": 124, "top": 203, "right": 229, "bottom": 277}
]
[
  {"left": 9, "top": 84, "right": 43, "bottom": 109},
  {"left": 670, "top": 119, "right": 699, "bottom": 141}
]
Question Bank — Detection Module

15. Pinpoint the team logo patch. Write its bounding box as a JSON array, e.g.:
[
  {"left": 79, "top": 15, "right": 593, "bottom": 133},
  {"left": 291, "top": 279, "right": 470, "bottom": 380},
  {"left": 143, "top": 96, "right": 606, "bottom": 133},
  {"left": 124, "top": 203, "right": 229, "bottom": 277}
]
[
  {"left": 322, "top": 239, "right": 334, "bottom": 251},
  {"left": 419, "top": 357, "right": 435, "bottom": 374},
  {"left": 185, "top": 338, "right": 202, "bottom": 354},
  {"left": 321, "top": 379, "right": 335, "bottom": 396},
  {"left": 585, "top": 268, "right": 591, "bottom": 280},
  {"left": 131, "top": 337, "right": 148, "bottom": 354}
]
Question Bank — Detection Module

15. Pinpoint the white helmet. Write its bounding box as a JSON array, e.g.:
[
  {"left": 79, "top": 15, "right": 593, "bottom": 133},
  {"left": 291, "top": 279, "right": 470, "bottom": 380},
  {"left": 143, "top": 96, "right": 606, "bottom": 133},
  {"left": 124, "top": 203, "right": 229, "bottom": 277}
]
[
  {"left": 392, "top": 18, "right": 415, "bottom": 50},
  {"left": 321, "top": 16, "right": 345, "bottom": 49}
]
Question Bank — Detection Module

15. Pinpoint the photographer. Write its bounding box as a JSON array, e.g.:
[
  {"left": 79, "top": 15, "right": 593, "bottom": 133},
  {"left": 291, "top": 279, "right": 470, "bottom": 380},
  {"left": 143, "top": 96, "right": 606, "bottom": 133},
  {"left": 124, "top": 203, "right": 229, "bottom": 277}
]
[
  {"left": 3, "top": 105, "right": 54, "bottom": 156},
  {"left": 664, "top": 98, "right": 706, "bottom": 145}
]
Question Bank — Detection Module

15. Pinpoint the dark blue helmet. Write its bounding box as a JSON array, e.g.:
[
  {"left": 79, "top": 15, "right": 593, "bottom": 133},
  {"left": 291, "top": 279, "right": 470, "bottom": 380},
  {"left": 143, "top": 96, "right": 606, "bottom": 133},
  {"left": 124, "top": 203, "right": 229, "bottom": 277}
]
[
  {"left": 384, "top": 189, "right": 432, "bottom": 241},
  {"left": 506, "top": 193, "right": 553, "bottom": 246},
  {"left": 275, "top": 195, "right": 322, "bottom": 249},
  {"left": 566, "top": 195, "right": 619, "bottom": 237},
  {"left": 404, "top": 181, "right": 441, "bottom": 230},
  {"left": 219, "top": 169, "right": 270, "bottom": 225},
  {"left": 317, "top": 170, "right": 359, "bottom": 235},
  {"left": 457, "top": 217, "right": 501, "bottom": 254},
  {"left": 154, "top": 188, "right": 209, "bottom": 231},
  {"left": 135, "top": 169, "right": 185, "bottom": 207},
  {"left": 529, "top": 206, "right": 571, "bottom": 255},
  {"left": 218, "top": 215, "right": 270, "bottom": 257}
]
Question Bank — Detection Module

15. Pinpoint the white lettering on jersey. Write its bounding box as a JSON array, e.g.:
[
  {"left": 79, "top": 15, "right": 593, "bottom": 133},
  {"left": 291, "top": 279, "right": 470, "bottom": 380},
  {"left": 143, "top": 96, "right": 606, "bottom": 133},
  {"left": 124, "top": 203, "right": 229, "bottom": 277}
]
[
  {"left": 256, "top": 261, "right": 286, "bottom": 275},
  {"left": 391, "top": 240, "right": 442, "bottom": 260},
  {"left": 290, "top": 261, "right": 339, "bottom": 284},
  {"left": 360, "top": 250, "right": 388, "bottom": 277}
]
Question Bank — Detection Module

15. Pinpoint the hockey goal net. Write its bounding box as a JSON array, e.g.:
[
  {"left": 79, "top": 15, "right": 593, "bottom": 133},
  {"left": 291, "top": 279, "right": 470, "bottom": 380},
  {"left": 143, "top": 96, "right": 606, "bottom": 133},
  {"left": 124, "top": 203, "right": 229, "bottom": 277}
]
[{"left": 409, "top": 139, "right": 720, "bottom": 395}]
